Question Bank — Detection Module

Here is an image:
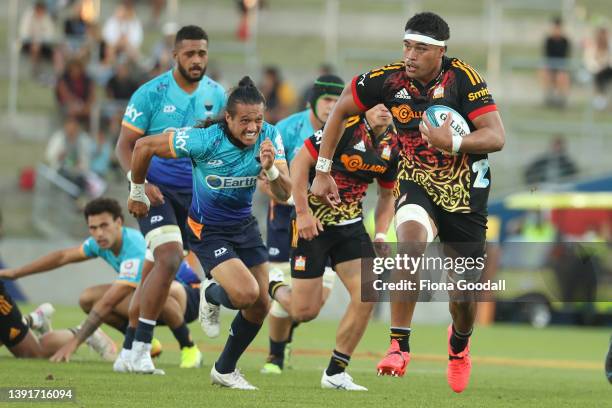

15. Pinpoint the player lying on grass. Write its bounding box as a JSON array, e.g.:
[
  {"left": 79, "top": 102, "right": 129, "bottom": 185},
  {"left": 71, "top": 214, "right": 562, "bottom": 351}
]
[
  {"left": 0, "top": 283, "right": 114, "bottom": 360},
  {"left": 0, "top": 198, "right": 201, "bottom": 368},
  {"left": 128, "top": 77, "right": 291, "bottom": 389},
  {"left": 268, "top": 104, "right": 398, "bottom": 390}
]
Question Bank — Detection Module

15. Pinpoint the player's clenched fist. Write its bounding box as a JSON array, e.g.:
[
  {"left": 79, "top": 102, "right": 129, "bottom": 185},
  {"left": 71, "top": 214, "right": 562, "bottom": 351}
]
[{"left": 259, "top": 137, "right": 276, "bottom": 170}]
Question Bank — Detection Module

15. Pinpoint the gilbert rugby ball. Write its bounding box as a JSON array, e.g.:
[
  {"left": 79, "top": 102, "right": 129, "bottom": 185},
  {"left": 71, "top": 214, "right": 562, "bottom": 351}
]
[{"left": 424, "top": 105, "right": 471, "bottom": 138}]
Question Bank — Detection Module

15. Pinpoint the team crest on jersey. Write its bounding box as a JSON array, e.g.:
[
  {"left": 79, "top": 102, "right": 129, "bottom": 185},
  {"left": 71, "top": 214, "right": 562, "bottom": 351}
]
[
  {"left": 433, "top": 86, "right": 445, "bottom": 99},
  {"left": 390, "top": 105, "right": 422, "bottom": 124},
  {"left": 381, "top": 145, "right": 391, "bottom": 160},
  {"left": 163, "top": 105, "right": 176, "bottom": 113},
  {"left": 294, "top": 256, "right": 306, "bottom": 271}
]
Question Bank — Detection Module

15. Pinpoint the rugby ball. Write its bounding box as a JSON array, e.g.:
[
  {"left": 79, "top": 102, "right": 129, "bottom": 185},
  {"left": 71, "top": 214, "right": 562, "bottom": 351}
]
[{"left": 424, "top": 105, "right": 471, "bottom": 138}]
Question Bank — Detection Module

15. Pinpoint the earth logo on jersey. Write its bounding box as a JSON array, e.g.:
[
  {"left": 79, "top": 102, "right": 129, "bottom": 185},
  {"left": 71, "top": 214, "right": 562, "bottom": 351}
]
[{"left": 205, "top": 175, "right": 258, "bottom": 189}]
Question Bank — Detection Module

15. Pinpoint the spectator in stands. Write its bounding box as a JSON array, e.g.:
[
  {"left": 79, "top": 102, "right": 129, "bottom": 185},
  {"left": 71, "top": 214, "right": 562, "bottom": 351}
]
[
  {"left": 19, "top": 1, "right": 58, "bottom": 77},
  {"left": 63, "top": 0, "right": 89, "bottom": 59},
  {"left": 583, "top": 26, "right": 612, "bottom": 110},
  {"left": 55, "top": 58, "right": 95, "bottom": 126},
  {"left": 260, "top": 66, "right": 297, "bottom": 124},
  {"left": 541, "top": 17, "right": 571, "bottom": 108},
  {"left": 235, "top": 0, "right": 265, "bottom": 41},
  {"left": 102, "top": 0, "right": 143, "bottom": 66},
  {"left": 524, "top": 136, "right": 578, "bottom": 185},
  {"left": 45, "top": 116, "right": 92, "bottom": 196}
]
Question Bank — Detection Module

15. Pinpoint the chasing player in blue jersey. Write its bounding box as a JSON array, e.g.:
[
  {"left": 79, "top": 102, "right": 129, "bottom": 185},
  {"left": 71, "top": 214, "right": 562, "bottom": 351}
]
[
  {"left": 128, "top": 77, "right": 292, "bottom": 389},
  {"left": 259, "top": 74, "right": 344, "bottom": 374},
  {"left": 0, "top": 198, "right": 200, "bottom": 368},
  {"left": 115, "top": 25, "right": 225, "bottom": 373}
]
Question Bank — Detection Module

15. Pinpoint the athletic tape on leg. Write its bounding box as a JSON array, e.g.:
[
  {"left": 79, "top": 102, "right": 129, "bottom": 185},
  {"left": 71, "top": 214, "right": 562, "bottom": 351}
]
[
  {"left": 395, "top": 204, "right": 435, "bottom": 243},
  {"left": 145, "top": 225, "right": 183, "bottom": 252},
  {"left": 322, "top": 267, "right": 336, "bottom": 289},
  {"left": 270, "top": 300, "right": 290, "bottom": 318}
]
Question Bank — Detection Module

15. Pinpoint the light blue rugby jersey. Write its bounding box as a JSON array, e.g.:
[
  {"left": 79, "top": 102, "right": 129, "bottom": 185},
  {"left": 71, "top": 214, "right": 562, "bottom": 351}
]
[
  {"left": 122, "top": 70, "right": 226, "bottom": 190},
  {"left": 170, "top": 122, "right": 286, "bottom": 225},
  {"left": 275, "top": 109, "right": 314, "bottom": 164},
  {"left": 80, "top": 227, "right": 146, "bottom": 286}
]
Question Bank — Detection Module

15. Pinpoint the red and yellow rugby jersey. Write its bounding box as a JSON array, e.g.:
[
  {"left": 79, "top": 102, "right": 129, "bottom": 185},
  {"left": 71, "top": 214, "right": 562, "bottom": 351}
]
[{"left": 351, "top": 57, "right": 498, "bottom": 214}]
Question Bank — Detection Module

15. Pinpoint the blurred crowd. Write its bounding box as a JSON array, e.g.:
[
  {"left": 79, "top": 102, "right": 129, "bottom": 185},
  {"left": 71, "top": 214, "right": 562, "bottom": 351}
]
[
  {"left": 540, "top": 16, "right": 612, "bottom": 110},
  {"left": 13, "top": 1, "right": 612, "bottom": 203}
]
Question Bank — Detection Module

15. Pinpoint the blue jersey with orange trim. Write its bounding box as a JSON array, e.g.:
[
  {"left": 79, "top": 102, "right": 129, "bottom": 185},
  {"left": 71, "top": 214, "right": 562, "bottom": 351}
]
[
  {"left": 81, "top": 227, "right": 145, "bottom": 286},
  {"left": 171, "top": 122, "right": 286, "bottom": 225},
  {"left": 122, "top": 70, "right": 226, "bottom": 190},
  {"left": 275, "top": 109, "right": 315, "bottom": 164}
]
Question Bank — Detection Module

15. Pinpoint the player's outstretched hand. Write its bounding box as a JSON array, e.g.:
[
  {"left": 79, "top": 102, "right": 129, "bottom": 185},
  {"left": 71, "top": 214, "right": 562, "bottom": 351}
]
[
  {"left": 259, "top": 138, "right": 276, "bottom": 170},
  {"left": 50, "top": 341, "right": 77, "bottom": 363},
  {"left": 128, "top": 199, "right": 150, "bottom": 218},
  {"left": 145, "top": 183, "right": 165, "bottom": 206},
  {"left": 296, "top": 211, "right": 323, "bottom": 240},
  {"left": 0, "top": 268, "right": 17, "bottom": 280},
  {"left": 310, "top": 172, "right": 340, "bottom": 209},
  {"left": 420, "top": 112, "right": 453, "bottom": 154}
]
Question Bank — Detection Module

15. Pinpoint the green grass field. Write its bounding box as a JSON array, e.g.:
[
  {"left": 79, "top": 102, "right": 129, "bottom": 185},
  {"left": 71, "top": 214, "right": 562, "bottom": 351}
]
[{"left": 0, "top": 305, "right": 609, "bottom": 407}]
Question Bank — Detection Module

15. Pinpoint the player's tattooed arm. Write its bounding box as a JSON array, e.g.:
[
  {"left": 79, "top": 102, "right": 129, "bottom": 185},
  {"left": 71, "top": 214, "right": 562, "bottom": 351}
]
[{"left": 74, "top": 310, "right": 103, "bottom": 344}]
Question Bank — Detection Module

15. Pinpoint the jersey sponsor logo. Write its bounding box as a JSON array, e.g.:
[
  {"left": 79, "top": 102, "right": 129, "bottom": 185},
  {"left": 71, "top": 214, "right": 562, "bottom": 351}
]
[
  {"left": 163, "top": 105, "right": 176, "bottom": 113},
  {"left": 205, "top": 175, "right": 258, "bottom": 189},
  {"left": 268, "top": 247, "right": 280, "bottom": 256},
  {"left": 468, "top": 87, "right": 490, "bottom": 102},
  {"left": 119, "top": 259, "right": 140, "bottom": 280},
  {"left": 353, "top": 140, "right": 366, "bottom": 152},
  {"left": 175, "top": 128, "right": 190, "bottom": 153},
  {"left": 151, "top": 215, "right": 164, "bottom": 224},
  {"left": 294, "top": 256, "right": 306, "bottom": 271},
  {"left": 207, "top": 159, "right": 224, "bottom": 167},
  {"left": 394, "top": 88, "right": 411, "bottom": 100},
  {"left": 390, "top": 105, "right": 422, "bottom": 123},
  {"left": 214, "top": 247, "right": 228, "bottom": 258},
  {"left": 340, "top": 154, "right": 387, "bottom": 174},
  {"left": 125, "top": 104, "right": 144, "bottom": 122}
]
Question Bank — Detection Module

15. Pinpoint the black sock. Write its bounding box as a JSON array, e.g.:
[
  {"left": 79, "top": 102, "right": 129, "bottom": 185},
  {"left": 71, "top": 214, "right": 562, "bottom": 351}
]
[
  {"left": 123, "top": 326, "right": 136, "bottom": 350},
  {"left": 268, "top": 338, "right": 287, "bottom": 368},
  {"left": 134, "top": 318, "right": 156, "bottom": 344},
  {"left": 215, "top": 312, "right": 262, "bottom": 374},
  {"left": 268, "top": 280, "right": 288, "bottom": 299},
  {"left": 326, "top": 349, "right": 351, "bottom": 376},
  {"left": 171, "top": 322, "right": 194, "bottom": 349},
  {"left": 450, "top": 325, "right": 472, "bottom": 355},
  {"left": 390, "top": 327, "right": 411, "bottom": 352},
  {"left": 287, "top": 321, "right": 300, "bottom": 343},
  {"left": 205, "top": 283, "right": 238, "bottom": 309},
  {"left": 116, "top": 321, "right": 128, "bottom": 335}
]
